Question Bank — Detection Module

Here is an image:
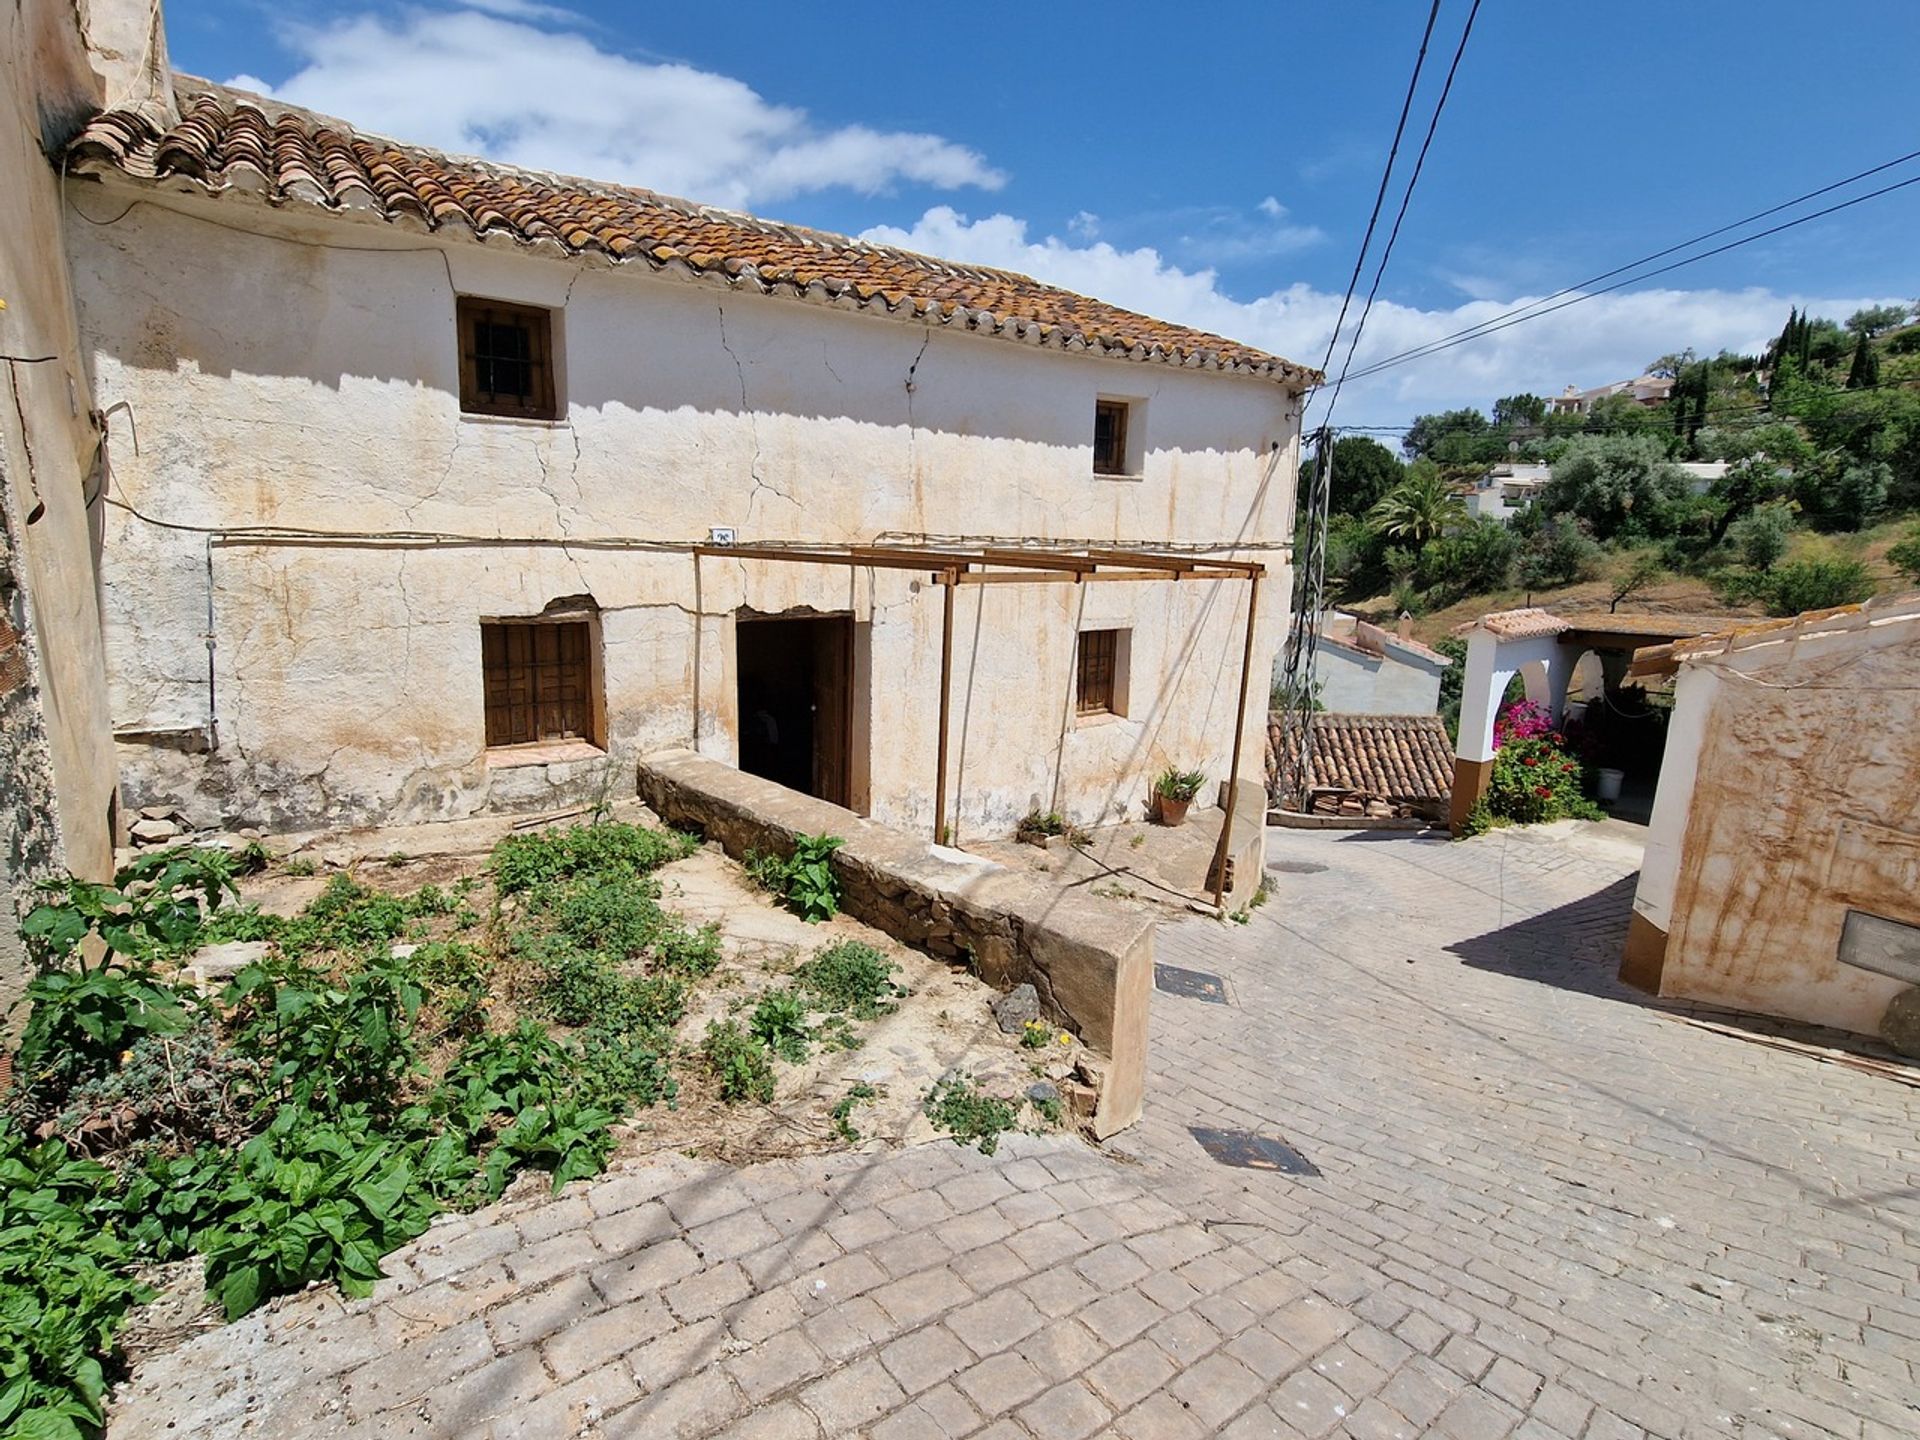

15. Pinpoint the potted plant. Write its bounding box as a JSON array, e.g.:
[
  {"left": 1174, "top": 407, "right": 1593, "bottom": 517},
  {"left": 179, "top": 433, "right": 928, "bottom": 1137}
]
[{"left": 1153, "top": 767, "right": 1207, "bottom": 826}]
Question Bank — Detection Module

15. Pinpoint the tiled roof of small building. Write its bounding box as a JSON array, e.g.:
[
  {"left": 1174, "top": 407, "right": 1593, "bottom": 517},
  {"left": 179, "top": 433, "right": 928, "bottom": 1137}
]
[
  {"left": 1627, "top": 591, "right": 1920, "bottom": 680},
  {"left": 1458, "top": 608, "right": 1569, "bottom": 641},
  {"left": 1266, "top": 713, "right": 1455, "bottom": 802},
  {"left": 67, "top": 84, "right": 1317, "bottom": 388}
]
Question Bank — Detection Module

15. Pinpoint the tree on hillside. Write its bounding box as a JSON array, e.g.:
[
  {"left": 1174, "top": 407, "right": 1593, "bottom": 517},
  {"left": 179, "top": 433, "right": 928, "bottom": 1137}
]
[
  {"left": 1645, "top": 350, "right": 1695, "bottom": 379},
  {"left": 1846, "top": 329, "right": 1881, "bottom": 390},
  {"left": 1606, "top": 552, "right": 1665, "bottom": 613},
  {"left": 1403, "top": 407, "right": 1495, "bottom": 464},
  {"left": 1367, "top": 467, "right": 1468, "bottom": 546},
  {"left": 1306, "top": 435, "right": 1404, "bottom": 517},
  {"left": 1537, "top": 434, "right": 1689, "bottom": 540},
  {"left": 1492, "top": 394, "right": 1546, "bottom": 428},
  {"left": 1845, "top": 303, "right": 1912, "bottom": 338},
  {"left": 1583, "top": 392, "right": 1664, "bottom": 438}
]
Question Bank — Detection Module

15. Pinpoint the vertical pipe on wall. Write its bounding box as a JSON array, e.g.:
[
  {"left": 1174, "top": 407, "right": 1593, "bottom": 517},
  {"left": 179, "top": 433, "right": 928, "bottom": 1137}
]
[
  {"left": 933, "top": 569, "right": 956, "bottom": 844},
  {"left": 1210, "top": 571, "right": 1261, "bottom": 909}
]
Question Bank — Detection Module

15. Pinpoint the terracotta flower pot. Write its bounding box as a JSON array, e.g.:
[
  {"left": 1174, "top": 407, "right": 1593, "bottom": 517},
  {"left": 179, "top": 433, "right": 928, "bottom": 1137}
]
[{"left": 1158, "top": 796, "right": 1192, "bottom": 827}]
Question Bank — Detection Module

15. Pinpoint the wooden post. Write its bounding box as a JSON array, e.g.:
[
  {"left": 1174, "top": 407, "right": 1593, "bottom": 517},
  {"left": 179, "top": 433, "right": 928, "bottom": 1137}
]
[
  {"left": 1210, "top": 572, "right": 1262, "bottom": 909},
  {"left": 933, "top": 570, "right": 957, "bottom": 844}
]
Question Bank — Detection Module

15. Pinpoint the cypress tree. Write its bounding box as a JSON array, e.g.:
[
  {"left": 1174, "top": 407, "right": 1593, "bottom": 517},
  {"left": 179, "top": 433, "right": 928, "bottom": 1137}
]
[{"left": 1846, "top": 329, "right": 1880, "bottom": 389}]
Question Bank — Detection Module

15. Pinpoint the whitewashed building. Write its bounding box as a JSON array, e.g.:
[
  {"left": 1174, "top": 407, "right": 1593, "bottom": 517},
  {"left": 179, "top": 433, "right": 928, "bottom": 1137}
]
[{"left": 63, "top": 82, "right": 1312, "bottom": 840}]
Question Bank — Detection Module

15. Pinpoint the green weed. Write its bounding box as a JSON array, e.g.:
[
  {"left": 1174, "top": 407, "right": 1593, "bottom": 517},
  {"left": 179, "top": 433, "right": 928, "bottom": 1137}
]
[{"left": 923, "top": 1076, "right": 1019, "bottom": 1155}]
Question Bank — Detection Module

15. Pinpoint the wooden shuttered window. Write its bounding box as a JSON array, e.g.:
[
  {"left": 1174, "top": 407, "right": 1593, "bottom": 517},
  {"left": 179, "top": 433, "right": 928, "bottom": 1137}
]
[
  {"left": 482, "top": 620, "right": 593, "bottom": 748},
  {"left": 457, "top": 297, "right": 557, "bottom": 420},
  {"left": 1077, "top": 629, "right": 1119, "bottom": 716},
  {"left": 1092, "top": 400, "right": 1130, "bottom": 475}
]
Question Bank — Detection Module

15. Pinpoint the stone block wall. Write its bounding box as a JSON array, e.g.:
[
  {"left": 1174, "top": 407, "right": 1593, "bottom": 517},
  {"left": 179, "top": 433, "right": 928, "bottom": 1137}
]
[{"left": 638, "top": 750, "right": 1155, "bottom": 1137}]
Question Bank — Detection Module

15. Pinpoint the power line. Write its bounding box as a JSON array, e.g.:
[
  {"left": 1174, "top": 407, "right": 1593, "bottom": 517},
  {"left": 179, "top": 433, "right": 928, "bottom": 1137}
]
[
  {"left": 1319, "top": 0, "right": 1483, "bottom": 431},
  {"left": 1337, "top": 170, "right": 1920, "bottom": 386},
  {"left": 1312, "top": 0, "right": 1445, "bottom": 382},
  {"left": 1332, "top": 147, "right": 1920, "bottom": 384}
]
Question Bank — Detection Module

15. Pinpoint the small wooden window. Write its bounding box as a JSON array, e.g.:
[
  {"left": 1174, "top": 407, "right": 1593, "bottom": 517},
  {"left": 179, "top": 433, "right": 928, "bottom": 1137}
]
[
  {"left": 1077, "top": 629, "right": 1120, "bottom": 716},
  {"left": 1093, "top": 400, "right": 1131, "bottom": 475},
  {"left": 458, "top": 297, "right": 556, "bottom": 419},
  {"left": 482, "top": 620, "right": 594, "bottom": 747}
]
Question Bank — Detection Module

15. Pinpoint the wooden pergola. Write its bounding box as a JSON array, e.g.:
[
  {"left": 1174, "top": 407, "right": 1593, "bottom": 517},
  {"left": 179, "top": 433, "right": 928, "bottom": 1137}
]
[{"left": 691, "top": 542, "right": 1266, "bottom": 907}]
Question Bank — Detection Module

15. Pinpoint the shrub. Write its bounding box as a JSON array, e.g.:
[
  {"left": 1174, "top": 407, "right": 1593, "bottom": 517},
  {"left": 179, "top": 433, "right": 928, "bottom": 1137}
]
[
  {"left": 794, "top": 941, "right": 900, "bottom": 1019},
  {"left": 0, "top": 1120, "right": 151, "bottom": 1440},
  {"left": 1415, "top": 517, "right": 1517, "bottom": 604},
  {"left": 492, "top": 822, "right": 694, "bottom": 895},
  {"left": 1752, "top": 558, "right": 1876, "bottom": 616},
  {"left": 1887, "top": 525, "right": 1920, "bottom": 584},
  {"left": 702, "top": 1021, "right": 774, "bottom": 1103},
  {"left": 1728, "top": 502, "right": 1795, "bottom": 572},
  {"left": 1513, "top": 514, "right": 1601, "bottom": 589},
  {"left": 923, "top": 1077, "right": 1019, "bottom": 1156},
  {"left": 745, "top": 833, "right": 845, "bottom": 923},
  {"left": 1480, "top": 732, "right": 1602, "bottom": 828},
  {"left": 749, "top": 988, "right": 812, "bottom": 1064}
]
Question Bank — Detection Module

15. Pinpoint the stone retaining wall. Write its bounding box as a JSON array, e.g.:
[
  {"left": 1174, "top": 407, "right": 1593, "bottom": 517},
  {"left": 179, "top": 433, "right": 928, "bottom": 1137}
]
[{"left": 638, "top": 750, "right": 1154, "bottom": 1137}]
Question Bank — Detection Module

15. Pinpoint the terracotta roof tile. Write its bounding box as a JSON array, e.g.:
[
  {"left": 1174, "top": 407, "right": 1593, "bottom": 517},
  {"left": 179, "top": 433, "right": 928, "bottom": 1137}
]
[
  {"left": 1265, "top": 713, "right": 1454, "bottom": 802},
  {"left": 67, "top": 83, "right": 1317, "bottom": 388},
  {"left": 1459, "top": 608, "right": 1569, "bottom": 641}
]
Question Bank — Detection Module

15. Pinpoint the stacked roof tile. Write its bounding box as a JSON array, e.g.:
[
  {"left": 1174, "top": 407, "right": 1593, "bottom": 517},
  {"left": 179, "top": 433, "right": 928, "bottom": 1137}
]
[
  {"left": 66, "top": 84, "right": 1316, "bottom": 387},
  {"left": 1266, "top": 713, "right": 1455, "bottom": 803}
]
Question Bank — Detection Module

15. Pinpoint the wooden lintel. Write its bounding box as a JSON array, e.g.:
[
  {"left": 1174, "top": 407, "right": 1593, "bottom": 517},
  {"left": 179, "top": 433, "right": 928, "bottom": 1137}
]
[{"left": 694, "top": 544, "right": 940, "bottom": 572}]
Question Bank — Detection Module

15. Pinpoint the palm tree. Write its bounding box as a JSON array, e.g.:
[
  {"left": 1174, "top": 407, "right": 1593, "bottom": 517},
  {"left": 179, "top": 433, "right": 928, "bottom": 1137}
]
[{"left": 1368, "top": 468, "right": 1468, "bottom": 545}]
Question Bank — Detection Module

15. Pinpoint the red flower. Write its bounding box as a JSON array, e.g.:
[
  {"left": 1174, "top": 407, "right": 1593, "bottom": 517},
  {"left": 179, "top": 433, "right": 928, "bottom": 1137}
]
[
  {"left": 1522, "top": 756, "right": 1538, "bottom": 767},
  {"left": 1563, "top": 764, "right": 1577, "bottom": 774},
  {"left": 1551, "top": 733, "right": 1565, "bottom": 745},
  {"left": 1535, "top": 786, "right": 1552, "bottom": 798}
]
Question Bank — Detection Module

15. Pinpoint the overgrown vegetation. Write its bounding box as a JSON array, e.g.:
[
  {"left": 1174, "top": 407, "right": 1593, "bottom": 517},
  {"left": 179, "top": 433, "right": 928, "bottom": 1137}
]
[
  {"left": 744, "top": 833, "right": 845, "bottom": 922},
  {"left": 1317, "top": 308, "right": 1920, "bottom": 624},
  {"left": 1459, "top": 701, "right": 1606, "bottom": 837},
  {"left": 0, "top": 820, "right": 704, "bottom": 1438},
  {"left": 922, "top": 1075, "right": 1020, "bottom": 1156}
]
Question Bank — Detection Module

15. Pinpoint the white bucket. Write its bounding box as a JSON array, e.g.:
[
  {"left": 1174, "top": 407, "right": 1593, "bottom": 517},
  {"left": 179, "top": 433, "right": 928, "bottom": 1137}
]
[{"left": 1596, "top": 767, "right": 1625, "bottom": 803}]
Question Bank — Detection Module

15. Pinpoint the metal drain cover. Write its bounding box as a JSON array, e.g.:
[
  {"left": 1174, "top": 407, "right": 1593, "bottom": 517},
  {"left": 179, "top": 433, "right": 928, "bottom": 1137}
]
[
  {"left": 1266, "top": 859, "right": 1327, "bottom": 875},
  {"left": 1189, "top": 1127, "right": 1321, "bottom": 1176},
  {"left": 1154, "top": 964, "right": 1228, "bottom": 1004}
]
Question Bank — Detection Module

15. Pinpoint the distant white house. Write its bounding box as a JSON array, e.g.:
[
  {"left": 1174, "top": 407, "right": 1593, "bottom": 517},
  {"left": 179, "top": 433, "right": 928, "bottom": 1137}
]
[
  {"left": 1547, "top": 374, "right": 1677, "bottom": 415},
  {"left": 1463, "top": 460, "right": 1729, "bottom": 525},
  {"left": 1291, "top": 613, "right": 1451, "bottom": 715}
]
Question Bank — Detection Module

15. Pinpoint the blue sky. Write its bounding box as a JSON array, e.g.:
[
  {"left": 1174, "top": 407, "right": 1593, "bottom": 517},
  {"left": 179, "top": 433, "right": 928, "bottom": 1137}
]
[{"left": 166, "top": 0, "right": 1918, "bottom": 428}]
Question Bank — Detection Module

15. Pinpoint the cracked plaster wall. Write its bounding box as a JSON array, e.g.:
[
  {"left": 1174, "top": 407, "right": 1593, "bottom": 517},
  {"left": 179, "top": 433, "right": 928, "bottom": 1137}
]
[
  {"left": 0, "top": 0, "right": 153, "bottom": 1012},
  {"left": 71, "top": 187, "right": 1300, "bottom": 837}
]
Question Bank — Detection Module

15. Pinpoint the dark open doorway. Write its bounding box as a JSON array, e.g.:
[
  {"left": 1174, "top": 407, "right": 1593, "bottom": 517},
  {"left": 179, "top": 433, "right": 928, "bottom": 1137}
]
[{"left": 735, "top": 613, "right": 853, "bottom": 809}]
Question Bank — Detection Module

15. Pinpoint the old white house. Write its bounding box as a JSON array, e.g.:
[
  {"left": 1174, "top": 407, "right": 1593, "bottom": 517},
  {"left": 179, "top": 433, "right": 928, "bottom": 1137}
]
[{"left": 64, "top": 84, "right": 1310, "bottom": 842}]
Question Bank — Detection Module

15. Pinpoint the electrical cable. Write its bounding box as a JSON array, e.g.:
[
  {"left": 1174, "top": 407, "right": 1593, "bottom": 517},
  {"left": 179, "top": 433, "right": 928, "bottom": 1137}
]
[
  {"left": 1319, "top": 0, "right": 1482, "bottom": 431},
  {"left": 1338, "top": 172, "right": 1920, "bottom": 386},
  {"left": 1311, "top": 0, "right": 1446, "bottom": 383},
  {"left": 1330, "top": 147, "right": 1920, "bottom": 385}
]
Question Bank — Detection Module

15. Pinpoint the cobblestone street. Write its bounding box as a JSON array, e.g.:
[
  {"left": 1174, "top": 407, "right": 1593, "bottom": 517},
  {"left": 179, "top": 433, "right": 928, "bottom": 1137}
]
[{"left": 109, "top": 826, "right": 1920, "bottom": 1439}]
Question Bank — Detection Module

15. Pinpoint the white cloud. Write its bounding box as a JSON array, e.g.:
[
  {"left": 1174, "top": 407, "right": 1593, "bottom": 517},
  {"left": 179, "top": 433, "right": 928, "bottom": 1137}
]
[
  {"left": 233, "top": 6, "right": 1004, "bottom": 208},
  {"left": 861, "top": 207, "right": 1895, "bottom": 430}
]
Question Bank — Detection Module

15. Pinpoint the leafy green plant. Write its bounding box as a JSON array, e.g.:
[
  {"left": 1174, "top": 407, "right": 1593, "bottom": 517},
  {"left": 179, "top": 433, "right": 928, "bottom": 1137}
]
[
  {"left": 0, "top": 1121, "right": 151, "bottom": 1440},
  {"left": 794, "top": 941, "right": 900, "bottom": 1019},
  {"left": 281, "top": 857, "right": 318, "bottom": 877},
  {"left": 190, "top": 1103, "right": 444, "bottom": 1319},
  {"left": 923, "top": 1076, "right": 1019, "bottom": 1155},
  {"left": 1153, "top": 768, "right": 1207, "bottom": 803},
  {"left": 21, "top": 846, "right": 239, "bottom": 967},
  {"left": 223, "top": 954, "right": 423, "bottom": 1117},
  {"left": 1020, "top": 1018, "right": 1050, "bottom": 1050},
  {"left": 746, "top": 834, "right": 845, "bottom": 922},
  {"left": 702, "top": 1021, "right": 774, "bottom": 1103},
  {"left": 1889, "top": 524, "right": 1920, "bottom": 585},
  {"left": 1031, "top": 1092, "right": 1065, "bottom": 1127},
  {"left": 749, "top": 989, "right": 812, "bottom": 1064},
  {"left": 1480, "top": 732, "right": 1603, "bottom": 828},
  {"left": 492, "top": 821, "right": 693, "bottom": 895},
  {"left": 830, "top": 1082, "right": 877, "bottom": 1142}
]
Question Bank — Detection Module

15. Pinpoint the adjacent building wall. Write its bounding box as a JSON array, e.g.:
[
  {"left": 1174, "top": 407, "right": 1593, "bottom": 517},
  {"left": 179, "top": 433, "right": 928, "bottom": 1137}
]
[
  {"left": 0, "top": 0, "right": 166, "bottom": 1012},
  {"left": 1626, "top": 608, "right": 1920, "bottom": 1036},
  {"left": 70, "top": 187, "right": 1300, "bottom": 840},
  {"left": 1311, "top": 639, "right": 1445, "bottom": 715}
]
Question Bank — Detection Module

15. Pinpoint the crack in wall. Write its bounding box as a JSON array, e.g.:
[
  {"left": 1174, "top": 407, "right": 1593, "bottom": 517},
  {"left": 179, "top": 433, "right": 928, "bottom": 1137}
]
[{"left": 715, "top": 303, "right": 792, "bottom": 525}]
